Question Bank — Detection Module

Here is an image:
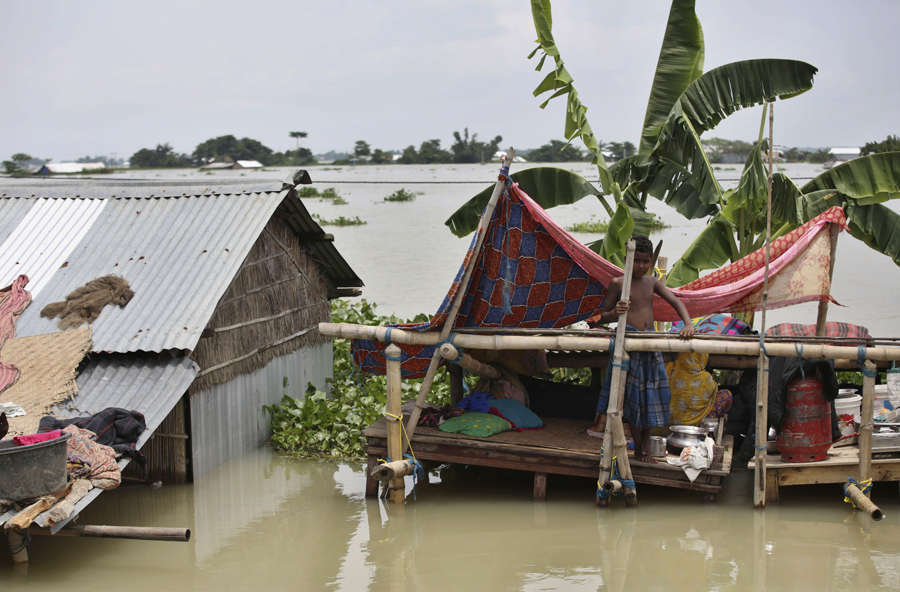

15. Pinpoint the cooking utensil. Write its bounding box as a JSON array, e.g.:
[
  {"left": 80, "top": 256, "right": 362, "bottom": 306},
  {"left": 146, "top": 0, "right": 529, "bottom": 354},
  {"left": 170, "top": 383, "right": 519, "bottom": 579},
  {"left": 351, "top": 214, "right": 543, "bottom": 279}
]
[
  {"left": 667, "top": 425, "right": 706, "bottom": 454},
  {"left": 648, "top": 436, "right": 666, "bottom": 457}
]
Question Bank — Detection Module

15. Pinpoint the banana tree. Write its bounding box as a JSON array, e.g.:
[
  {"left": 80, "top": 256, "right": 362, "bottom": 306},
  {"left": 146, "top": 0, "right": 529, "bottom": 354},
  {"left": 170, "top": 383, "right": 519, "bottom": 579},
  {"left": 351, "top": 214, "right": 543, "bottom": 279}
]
[
  {"left": 445, "top": 0, "right": 817, "bottom": 266},
  {"left": 667, "top": 143, "right": 900, "bottom": 286}
]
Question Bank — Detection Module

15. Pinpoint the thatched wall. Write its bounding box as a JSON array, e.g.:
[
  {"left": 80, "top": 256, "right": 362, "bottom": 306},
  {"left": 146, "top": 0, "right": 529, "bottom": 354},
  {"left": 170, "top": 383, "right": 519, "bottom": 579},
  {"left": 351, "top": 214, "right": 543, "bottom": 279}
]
[
  {"left": 189, "top": 214, "right": 332, "bottom": 392},
  {"left": 124, "top": 397, "right": 189, "bottom": 483}
]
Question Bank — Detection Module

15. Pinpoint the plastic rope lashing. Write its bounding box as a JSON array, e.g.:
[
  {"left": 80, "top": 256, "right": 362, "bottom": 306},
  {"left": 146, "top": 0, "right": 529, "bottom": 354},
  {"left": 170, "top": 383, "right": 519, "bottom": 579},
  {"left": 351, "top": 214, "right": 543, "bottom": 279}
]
[
  {"left": 758, "top": 335, "right": 770, "bottom": 359},
  {"left": 858, "top": 346, "right": 877, "bottom": 377},
  {"left": 843, "top": 477, "right": 874, "bottom": 508},
  {"left": 383, "top": 326, "right": 393, "bottom": 344},
  {"left": 795, "top": 343, "right": 806, "bottom": 378}
]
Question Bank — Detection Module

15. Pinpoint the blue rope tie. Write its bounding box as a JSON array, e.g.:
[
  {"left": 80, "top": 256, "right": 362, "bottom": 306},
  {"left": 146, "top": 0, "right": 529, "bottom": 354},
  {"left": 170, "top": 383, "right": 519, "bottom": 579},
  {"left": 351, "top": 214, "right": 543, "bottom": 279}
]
[
  {"left": 858, "top": 345, "right": 878, "bottom": 377},
  {"left": 384, "top": 326, "right": 393, "bottom": 344},
  {"left": 758, "top": 335, "right": 770, "bottom": 358}
]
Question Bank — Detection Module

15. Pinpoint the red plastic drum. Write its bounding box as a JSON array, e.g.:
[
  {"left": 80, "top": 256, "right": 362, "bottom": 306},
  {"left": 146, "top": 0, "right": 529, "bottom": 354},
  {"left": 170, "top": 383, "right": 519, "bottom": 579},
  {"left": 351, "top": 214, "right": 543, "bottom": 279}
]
[{"left": 776, "top": 378, "right": 832, "bottom": 462}]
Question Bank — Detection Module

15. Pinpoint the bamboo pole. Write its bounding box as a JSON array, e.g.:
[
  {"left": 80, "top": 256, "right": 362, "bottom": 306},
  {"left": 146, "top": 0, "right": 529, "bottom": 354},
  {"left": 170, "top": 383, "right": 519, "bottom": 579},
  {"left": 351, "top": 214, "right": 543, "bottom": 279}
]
[
  {"left": 403, "top": 152, "right": 515, "bottom": 445},
  {"left": 371, "top": 459, "right": 416, "bottom": 482},
  {"left": 448, "top": 364, "right": 464, "bottom": 406},
  {"left": 815, "top": 225, "right": 840, "bottom": 336},
  {"left": 319, "top": 322, "right": 900, "bottom": 361},
  {"left": 384, "top": 343, "right": 405, "bottom": 504},
  {"left": 438, "top": 343, "right": 501, "bottom": 379},
  {"left": 843, "top": 483, "right": 884, "bottom": 521},
  {"left": 597, "top": 240, "right": 637, "bottom": 506},
  {"left": 753, "top": 354, "right": 770, "bottom": 508},
  {"left": 29, "top": 525, "right": 191, "bottom": 541},
  {"left": 859, "top": 359, "right": 876, "bottom": 488},
  {"left": 754, "top": 102, "right": 775, "bottom": 509}
]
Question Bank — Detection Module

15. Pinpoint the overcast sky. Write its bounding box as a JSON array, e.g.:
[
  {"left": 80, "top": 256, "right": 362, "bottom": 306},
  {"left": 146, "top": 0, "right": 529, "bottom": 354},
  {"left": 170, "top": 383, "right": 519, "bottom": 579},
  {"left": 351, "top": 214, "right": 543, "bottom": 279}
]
[{"left": 3, "top": 0, "right": 898, "bottom": 161}]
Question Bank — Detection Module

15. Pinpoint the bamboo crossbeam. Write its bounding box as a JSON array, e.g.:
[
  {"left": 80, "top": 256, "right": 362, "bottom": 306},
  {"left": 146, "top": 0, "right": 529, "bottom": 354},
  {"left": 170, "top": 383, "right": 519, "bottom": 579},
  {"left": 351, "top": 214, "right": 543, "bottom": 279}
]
[
  {"left": 319, "top": 322, "right": 900, "bottom": 361},
  {"left": 371, "top": 459, "right": 416, "bottom": 482},
  {"left": 438, "top": 343, "right": 501, "bottom": 379},
  {"left": 30, "top": 525, "right": 191, "bottom": 541}
]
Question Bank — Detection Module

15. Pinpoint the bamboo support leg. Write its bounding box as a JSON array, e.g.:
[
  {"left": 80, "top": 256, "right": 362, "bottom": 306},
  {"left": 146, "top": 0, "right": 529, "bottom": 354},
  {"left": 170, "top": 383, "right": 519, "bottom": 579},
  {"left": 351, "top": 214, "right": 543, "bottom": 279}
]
[
  {"left": 859, "top": 360, "right": 876, "bottom": 488},
  {"left": 7, "top": 529, "right": 28, "bottom": 564},
  {"left": 844, "top": 483, "right": 884, "bottom": 520},
  {"left": 448, "top": 363, "right": 464, "bottom": 407},
  {"left": 384, "top": 344, "right": 405, "bottom": 504},
  {"left": 365, "top": 455, "right": 380, "bottom": 498},
  {"left": 754, "top": 354, "right": 770, "bottom": 508},
  {"left": 815, "top": 225, "right": 839, "bottom": 336},
  {"left": 533, "top": 472, "right": 547, "bottom": 501}
]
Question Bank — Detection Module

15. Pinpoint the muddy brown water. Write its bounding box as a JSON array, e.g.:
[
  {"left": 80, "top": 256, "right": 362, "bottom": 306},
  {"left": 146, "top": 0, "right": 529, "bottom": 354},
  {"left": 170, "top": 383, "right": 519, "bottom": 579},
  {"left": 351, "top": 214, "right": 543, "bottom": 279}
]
[
  {"left": 1, "top": 164, "right": 899, "bottom": 588},
  {"left": 2, "top": 446, "right": 898, "bottom": 590}
]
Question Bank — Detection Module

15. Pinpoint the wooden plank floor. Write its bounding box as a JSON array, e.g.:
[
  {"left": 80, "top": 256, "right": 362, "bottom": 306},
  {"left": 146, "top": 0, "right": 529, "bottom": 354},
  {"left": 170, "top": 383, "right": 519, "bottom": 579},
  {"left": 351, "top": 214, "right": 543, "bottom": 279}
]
[
  {"left": 747, "top": 445, "right": 900, "bottom": 503},
  {"left": 365, "top": 417, "right": 734, "bottom": 500}
]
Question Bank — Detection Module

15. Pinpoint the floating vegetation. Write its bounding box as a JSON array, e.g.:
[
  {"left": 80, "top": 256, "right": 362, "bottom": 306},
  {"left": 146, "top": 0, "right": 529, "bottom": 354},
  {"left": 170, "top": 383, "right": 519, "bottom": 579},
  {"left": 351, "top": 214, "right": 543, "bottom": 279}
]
[
  {"left": 384, "top": 188, "right": 416, "bottom": 202},
  {"left": 266, "top": 299, "right": 467, "bottom": 458},
  {"left": 297, "top": 186, "right": 320, "bottom": 197},
  {"left": 298, "top": 186, "right": 344, "bottom": 201},
  {"left": 331, "top": 196, "right": 348, "bottom": 205},
  {"left": 567, "top": 213, "right": 669, "bottom": 234},
  {"left": 566, "top": 217, "right": 609, "bottom": 233},
  {"left": 314, "top": 214, "right": 366, "bottom": 226},
  {"left": 320, "top": 187, "right": 339, "bottom": 198}
]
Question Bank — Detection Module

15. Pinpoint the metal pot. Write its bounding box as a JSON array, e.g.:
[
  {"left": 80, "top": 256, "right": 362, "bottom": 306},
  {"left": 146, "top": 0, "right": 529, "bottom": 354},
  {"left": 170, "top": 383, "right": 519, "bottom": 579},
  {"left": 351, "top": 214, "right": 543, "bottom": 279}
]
[
  {"left": 667, "top": 425, "right": 707, "bottom": 453},
  {"left": 701, "top": 416, "right": 719, "bottom": 437},
  {"left": 648, "top": 436, "right": 666, "bottom": 457}
]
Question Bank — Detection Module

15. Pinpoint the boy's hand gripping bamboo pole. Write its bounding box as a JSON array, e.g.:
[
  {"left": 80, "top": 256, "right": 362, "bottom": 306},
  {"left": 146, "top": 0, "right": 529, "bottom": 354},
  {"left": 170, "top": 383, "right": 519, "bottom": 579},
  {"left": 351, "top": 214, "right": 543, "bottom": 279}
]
[
  {"left": 403, "top": 151, "right": 514, "bottom": 450},
  {"left": 597, "top": 240, "right": 637, "bottom": 506}
]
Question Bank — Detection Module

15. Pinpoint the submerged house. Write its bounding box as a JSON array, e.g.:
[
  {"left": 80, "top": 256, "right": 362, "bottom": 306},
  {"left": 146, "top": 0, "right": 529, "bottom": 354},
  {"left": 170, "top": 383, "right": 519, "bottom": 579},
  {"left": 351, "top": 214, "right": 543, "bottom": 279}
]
[{"left": 0, "top": 176, "right": 362, "bottom": 500}]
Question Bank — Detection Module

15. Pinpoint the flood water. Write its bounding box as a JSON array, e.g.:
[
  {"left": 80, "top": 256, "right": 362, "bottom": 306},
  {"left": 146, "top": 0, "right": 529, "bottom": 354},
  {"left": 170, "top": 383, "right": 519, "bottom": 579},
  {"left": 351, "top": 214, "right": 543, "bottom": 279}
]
[
  {"left": 2, "top": 446, "right": 899, "bottom": 590},
  {"left": 1, "top": 163, "right": 899, "bottom": 589}
]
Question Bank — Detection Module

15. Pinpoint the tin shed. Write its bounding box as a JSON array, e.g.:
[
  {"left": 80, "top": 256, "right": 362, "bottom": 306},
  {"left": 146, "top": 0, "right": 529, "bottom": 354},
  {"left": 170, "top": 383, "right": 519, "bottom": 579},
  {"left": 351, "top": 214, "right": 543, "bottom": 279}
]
[{"left": 0, "top": 180, "right": 362, "bottom": 489}]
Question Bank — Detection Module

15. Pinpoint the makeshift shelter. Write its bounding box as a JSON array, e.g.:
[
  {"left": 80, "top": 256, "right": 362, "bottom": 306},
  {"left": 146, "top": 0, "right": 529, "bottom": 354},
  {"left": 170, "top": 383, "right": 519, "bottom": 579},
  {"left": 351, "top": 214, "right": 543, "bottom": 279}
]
[
  {"left": 0, "top": 177, "right": 362, "bottom": 534},
  {"left": 323, "top": 169, "right": 900, "bottom": 507}
]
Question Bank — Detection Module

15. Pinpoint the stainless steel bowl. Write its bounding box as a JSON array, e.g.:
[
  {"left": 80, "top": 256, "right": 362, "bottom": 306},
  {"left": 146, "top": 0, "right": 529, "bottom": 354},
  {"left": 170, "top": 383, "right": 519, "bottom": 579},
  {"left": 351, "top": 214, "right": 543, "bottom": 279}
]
[{"left": 667, "top": 425, "right": 707, "bottom": 453}]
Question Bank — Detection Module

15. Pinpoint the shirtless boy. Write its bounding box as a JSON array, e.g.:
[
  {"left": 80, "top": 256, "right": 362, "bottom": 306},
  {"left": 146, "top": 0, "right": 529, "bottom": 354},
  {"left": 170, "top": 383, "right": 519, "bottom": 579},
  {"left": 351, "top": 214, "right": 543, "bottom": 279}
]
[{"left": 589, "top": 235, "right": 695, "bottom": 462}]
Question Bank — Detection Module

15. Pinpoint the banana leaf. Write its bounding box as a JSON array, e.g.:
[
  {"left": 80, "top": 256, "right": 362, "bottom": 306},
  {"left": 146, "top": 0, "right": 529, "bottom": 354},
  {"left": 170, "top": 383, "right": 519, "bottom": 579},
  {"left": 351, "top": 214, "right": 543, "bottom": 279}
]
[
  {"left": 666, "top": 214, "right": 738, "bottom": 287},
  {"left": 844, "top": 201, "right": 900, "bottom": 266},
  {"left": 640, "top": 107, "right": 722, "bottom": 218},
  {"left": 585, "top": 201, "right": 635, "bottom": 266},
  {"left": 444, "top": 167, "right": 599, "bottom": 237},
  {"left": 800, "top": 152, "right": 900, "bottom": 205},
  {"left": 771, "top": 172, "right": 803, "bottom": 227},
  {"left": 638, "top": 0, "right": 704, "bottom": 155},
  {"left": 679, "top": 59, "right": 817, "bottom": 135}
]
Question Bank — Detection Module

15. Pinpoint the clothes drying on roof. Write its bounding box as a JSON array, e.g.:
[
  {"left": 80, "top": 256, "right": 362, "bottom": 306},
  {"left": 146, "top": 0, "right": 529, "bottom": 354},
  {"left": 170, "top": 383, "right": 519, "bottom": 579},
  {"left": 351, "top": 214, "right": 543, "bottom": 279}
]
[
  {"left": 350, "top": 180, "right": 846, "bottom": 378},
  {"left": 0, "top": 275, "right": 31, "bottom": 395},
  {"left": 60, "top": 425, "right": 120, "bottom": 489},
  {"left": 40, "top": 407, "right": 145, "bottom": 458},
  {"left": 40, "top": 274, "right": 134, "bottom": 329}
]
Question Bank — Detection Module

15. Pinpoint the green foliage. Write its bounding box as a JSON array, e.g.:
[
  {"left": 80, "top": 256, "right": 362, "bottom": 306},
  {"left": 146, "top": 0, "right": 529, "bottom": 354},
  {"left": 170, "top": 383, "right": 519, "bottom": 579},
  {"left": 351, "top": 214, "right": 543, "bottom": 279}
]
[
  {"left": 267, "top": 299, "right": 465, "bottom": 459},
  {"left": 861, "top": 135, "right": 900, "bottom": 156},
  {"left": 129, "top": 143, "right": 193, "bottom": 168},
  {"left": 297, "top": 186, "right": 319, "bottom": 197},
  {"left": 193, "top": 134, "right": 274, "bottom": 165},
  {"left": 806, "top": 148, "right": 833, "bottom": 164},
  {"left": 354, "top": 140, "right": 371, "bottom": 158},
  {"left": 384, "top": 188, "right": 416, "bottom": 202},
  {"left": 320, "top": 187, "right": 339, "bottom": 198},
  {"left": 525, "top": 140, "right": 584, "bottom": 162},
  {"left": 450, "top": 128, "right": 503, "bottom": 163}
]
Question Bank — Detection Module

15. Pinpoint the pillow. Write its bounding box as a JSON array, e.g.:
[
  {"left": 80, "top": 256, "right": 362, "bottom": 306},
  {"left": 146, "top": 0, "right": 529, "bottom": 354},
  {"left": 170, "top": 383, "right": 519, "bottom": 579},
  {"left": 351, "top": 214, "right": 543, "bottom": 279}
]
[
  {"left": 489, "top": 398, "right": 543, "bottom": 430},
  {"left": 438, "top": 412, "right": 511, "bottom": 438}
]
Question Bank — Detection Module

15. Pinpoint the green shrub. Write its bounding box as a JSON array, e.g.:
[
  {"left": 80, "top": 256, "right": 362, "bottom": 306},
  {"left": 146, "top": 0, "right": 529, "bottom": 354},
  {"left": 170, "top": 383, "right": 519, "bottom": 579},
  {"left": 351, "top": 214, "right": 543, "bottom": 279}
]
[{"left": 384, "top": 188, "right": 416, "bottom": 202}]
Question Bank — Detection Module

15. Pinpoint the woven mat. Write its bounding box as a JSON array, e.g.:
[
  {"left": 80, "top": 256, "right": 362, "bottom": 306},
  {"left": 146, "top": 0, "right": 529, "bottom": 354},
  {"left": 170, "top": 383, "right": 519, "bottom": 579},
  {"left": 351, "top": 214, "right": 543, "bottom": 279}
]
[{"left": 1, "top": 326, "right": 92, "bottom": 437}]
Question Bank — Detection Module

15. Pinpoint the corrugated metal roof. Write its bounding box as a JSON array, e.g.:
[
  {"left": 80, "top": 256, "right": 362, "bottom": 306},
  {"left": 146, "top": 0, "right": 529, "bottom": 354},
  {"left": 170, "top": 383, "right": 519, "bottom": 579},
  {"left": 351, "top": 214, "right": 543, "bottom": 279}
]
[
  {"left": 1, "top": 353, "right": 198, "bottom": 532},
  {"left": 0, "top": 189, "right": 361, "bottom": 353}
]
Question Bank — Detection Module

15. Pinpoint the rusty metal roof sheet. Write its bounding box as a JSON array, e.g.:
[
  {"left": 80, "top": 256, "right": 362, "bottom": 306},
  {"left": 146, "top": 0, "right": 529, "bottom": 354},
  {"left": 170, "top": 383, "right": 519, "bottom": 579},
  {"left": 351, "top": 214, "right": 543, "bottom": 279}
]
[{"left": 0, "top": 189, "right": 362, "bottom": 353}]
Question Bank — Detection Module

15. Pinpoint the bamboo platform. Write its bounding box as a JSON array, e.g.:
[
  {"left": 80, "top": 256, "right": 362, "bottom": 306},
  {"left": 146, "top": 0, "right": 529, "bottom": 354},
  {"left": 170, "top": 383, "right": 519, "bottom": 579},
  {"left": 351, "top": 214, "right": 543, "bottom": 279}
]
[
  {"left": 364, "top": 417, "right": 734, "bottom": 501},
  {"left": 748, "top": 445, "right": 900, "bottom": 503}
]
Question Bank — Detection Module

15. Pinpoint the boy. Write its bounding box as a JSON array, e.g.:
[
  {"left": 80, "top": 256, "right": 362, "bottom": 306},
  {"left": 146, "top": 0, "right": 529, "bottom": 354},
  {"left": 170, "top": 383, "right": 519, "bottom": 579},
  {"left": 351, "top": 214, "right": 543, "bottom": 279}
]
[{"left": 588, "top": 235, "right": 695, "bottom": 462}]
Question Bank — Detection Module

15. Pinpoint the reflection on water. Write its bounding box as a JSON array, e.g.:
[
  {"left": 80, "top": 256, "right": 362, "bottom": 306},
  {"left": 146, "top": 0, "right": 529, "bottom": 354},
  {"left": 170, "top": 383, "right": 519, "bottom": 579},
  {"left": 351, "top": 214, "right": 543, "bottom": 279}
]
[{"left": 2, "top": 446, "right": 898, "bottom": 590}]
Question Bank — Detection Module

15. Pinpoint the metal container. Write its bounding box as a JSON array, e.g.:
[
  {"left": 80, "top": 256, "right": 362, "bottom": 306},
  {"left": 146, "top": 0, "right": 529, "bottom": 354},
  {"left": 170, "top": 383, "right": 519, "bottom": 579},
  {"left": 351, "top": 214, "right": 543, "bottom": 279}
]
[
  {"left": 701, "top": 417, "right": 719, "bottom": 438},
  {"left": 0, "top": 432, "right": 71, "bottom": 501},
  {"left": 667, "top": 425, "right": 706, "bottom": 453},
  {"left": 648, "top": 436, "right": 666, "bottom": 457},
  {"left": 777, "top": 378, "right": 832, "bottom": 462}
]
